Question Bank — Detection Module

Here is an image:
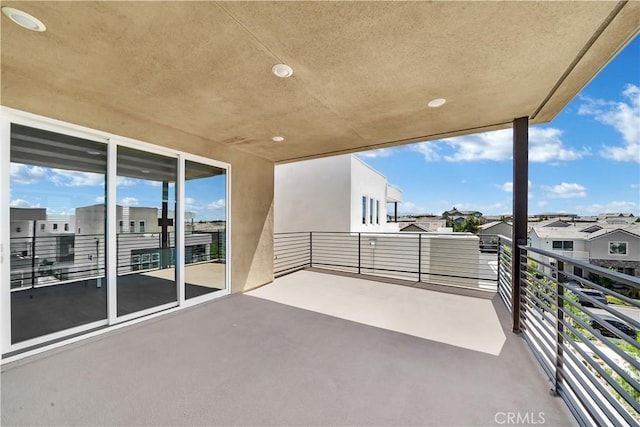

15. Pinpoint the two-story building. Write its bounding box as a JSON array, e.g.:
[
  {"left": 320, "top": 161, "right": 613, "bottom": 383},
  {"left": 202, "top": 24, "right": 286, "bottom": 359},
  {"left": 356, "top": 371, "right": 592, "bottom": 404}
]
[{"left": 274, "top": 154, "right": 402, "bottom": 233}]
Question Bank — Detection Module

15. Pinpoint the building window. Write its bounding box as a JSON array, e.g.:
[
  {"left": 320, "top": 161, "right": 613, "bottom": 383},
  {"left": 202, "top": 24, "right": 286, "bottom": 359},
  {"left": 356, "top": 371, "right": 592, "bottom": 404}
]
[
  {"left": 362, "top": 196, "right": 367, "bottom": 224},
  {"left": 52, "top": 223, "right": 58, "bottom": 231},
  {"left": 16, "top": 227, "right": 21, "bottom": 233},
  {"left": 119, "top": 221, "right": 124, "bottom": 233},
  {"left": 139, "top": 221, "right": 145, "bottom": 233},
  {"left": 64, "top": 223, "right": 69, "bottom": 231},
  {"left": 608, "top": 241, "right": 628, "bottom": 255},
  {"left": 552, "top": 240, "right": 573, "bottom": 250},
  {"left": 376, "top": 200, "right": 380, "bottom": 225},
  {"left": 130, "top": 221, "right": 135, "bottom": 232},
  {"left": 40, "top": 224, "right": 45, "bottom": 231},
  {"left": 370, "top": 198, "right": 374, "bottom": 225}
]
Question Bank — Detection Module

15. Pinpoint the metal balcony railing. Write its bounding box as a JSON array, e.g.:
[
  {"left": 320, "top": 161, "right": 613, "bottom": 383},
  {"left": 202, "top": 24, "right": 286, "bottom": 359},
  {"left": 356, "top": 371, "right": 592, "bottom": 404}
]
[
  {"left": 274, "top": 231, "right": 499, "bottom": 290},
  {"left": 501, "top": 242, "right": 640, "bottom": 426},
  {"left": 9, "top": 230, "right": 226, "bottom": 290},
  {"left": 275, "top": 232, "right": 639, "bottom": 425}
]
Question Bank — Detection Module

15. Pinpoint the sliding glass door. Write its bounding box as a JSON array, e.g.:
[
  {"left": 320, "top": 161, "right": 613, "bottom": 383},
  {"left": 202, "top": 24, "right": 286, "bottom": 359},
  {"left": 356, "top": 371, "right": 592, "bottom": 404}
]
[
  {"left": 3, "top": 114, "right": 230, "bottom": 353},
  {"left": 9, "top": 124, "right": 107, "bottom": 344},
  {"left": 116, "top": 146, "right": 177, "bottom": 317},
  {"left": 184, "top": 160, "right": 227, "bottom": 299}
]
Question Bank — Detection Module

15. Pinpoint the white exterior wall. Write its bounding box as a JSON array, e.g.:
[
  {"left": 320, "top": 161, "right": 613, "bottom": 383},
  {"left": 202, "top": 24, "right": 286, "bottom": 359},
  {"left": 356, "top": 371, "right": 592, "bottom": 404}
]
[
  {"left": 275, "top": 154, "right": 400, "bottom": 233},
  {"left": 274, "top": 155, "right": 351, "bottom": 232},
  {"left": 349, "top": 156, "right": 399, "bottom": 233}
]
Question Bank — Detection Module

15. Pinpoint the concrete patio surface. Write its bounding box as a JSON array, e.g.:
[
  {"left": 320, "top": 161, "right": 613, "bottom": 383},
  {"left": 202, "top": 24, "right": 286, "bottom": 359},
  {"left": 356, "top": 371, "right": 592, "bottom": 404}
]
[{"left": 1, "top": 271, "right": 575, "bottom": 426}]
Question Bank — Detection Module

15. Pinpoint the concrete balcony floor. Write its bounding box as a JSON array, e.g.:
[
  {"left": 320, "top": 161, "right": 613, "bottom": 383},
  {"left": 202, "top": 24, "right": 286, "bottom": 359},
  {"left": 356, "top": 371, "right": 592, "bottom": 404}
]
[{"left": 1, "top": 270, "right": 575, "bottom": 426}]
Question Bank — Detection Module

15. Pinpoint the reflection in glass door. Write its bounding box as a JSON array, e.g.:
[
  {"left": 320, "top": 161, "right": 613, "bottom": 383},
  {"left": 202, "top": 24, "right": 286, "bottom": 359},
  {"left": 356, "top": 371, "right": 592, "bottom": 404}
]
[
  {"left": 184, "top": 161, "right": 227, "bottom": 299},
  {"left": 116, "top": 146, "right": 177, "bottom": 316},
  {"left": 9, "top": 124, "right": 107, "bottom": 344}
]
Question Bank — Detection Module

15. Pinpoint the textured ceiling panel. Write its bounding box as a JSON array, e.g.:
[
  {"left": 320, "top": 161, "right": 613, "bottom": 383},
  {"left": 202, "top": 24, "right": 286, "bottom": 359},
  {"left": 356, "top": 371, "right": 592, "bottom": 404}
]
[{"left": 1, "top": 1, "right": 638, "bottom": 163}]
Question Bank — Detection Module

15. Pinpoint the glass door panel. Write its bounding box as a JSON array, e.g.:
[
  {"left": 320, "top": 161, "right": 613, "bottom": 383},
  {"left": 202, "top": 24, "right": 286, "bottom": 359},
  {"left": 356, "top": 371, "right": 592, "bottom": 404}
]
[
  {"left": 9, "top": 124, "right": 107, "bottom": 343},
  {"left": 116, "top": 146, "right": 177, "bottom": 316},
  {"left": 184, "top": 160, "right": 227, "bottom": 299}
]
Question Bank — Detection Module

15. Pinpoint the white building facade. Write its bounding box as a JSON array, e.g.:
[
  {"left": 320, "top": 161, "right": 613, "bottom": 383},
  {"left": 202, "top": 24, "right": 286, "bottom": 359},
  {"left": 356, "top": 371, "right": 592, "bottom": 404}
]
[{"left": 275, "top": 154, "right": 402, "bottom": 233}]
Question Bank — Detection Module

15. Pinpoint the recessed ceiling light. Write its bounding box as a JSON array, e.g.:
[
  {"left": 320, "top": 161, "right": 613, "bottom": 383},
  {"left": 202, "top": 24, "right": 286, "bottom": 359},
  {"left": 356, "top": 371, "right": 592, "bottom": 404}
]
[
  {"left": 87, "top": 150, "right": 101, "bottom": 155},
  {"left": 140, "top": 169, "right": 150, "bottom": 174},
  {"left": 1, "top": 7, "right": 46, "bottom": 32},
  {"left": 272, "top": 136, "right": 285, "bottom": 142},
  {"left": 428, "top": 98, "right": 446, "bottom": 108},
  {"left": 272, "top": 64, "right": 293, "bottom": 78}
]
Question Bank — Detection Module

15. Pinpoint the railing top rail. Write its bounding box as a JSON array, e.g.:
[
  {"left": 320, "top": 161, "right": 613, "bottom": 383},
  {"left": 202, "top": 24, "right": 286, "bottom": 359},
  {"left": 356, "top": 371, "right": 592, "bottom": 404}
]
[{"left": 520, "top": 244, "right": 640, "bottom": 287}]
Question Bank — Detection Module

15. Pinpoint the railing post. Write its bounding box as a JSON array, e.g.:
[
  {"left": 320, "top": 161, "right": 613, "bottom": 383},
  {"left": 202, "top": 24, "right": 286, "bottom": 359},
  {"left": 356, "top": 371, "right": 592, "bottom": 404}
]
[
  {"left": 31, "top": 220, "right": 37, "bottom": 289},
  {"left": 418, "top": 233, "right": 422, "bottom": 282},
  {"left": 358, "top": 233, "right": 361, "bottom": 274},
  {"left": 554, "top": 262, "right": 564, "bottom": 396},
  {"left": 309, "top": 232, "right": 313, "bottom": 268},
  {"left": 512, "top": 116, "right": 529, "bottom": 333}
]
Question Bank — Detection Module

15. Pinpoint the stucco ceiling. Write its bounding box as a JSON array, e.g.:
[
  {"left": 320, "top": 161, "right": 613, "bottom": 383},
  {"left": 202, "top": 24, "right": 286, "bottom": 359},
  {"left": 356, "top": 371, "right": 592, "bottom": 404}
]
[{"left": 1, "top": 1, "right": 638, "bottom": 163}]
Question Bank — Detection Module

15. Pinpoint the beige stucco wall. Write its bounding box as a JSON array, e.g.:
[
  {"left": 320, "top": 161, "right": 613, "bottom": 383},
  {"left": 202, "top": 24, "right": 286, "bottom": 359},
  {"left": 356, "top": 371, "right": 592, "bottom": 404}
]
[{"left": 1, "top": 89, "right": 275, "bottom": 294}]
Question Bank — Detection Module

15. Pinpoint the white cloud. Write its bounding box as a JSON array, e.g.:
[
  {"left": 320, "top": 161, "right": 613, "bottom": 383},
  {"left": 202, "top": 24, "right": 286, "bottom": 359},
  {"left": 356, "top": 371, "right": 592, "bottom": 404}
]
[
  {"left": 10, "top": 198, "right": 37, "bottom": 208},
  {"left": 51, "top": 169, "right": 104, "bottom": 187},
  {"left": 576, "top": 201, "right": 639, "bottom": 215},
  {"left": 579, "top": 84, "right": 640, "bottom": 162},
  {"left": 499, "top": 182, "right": 513, "bottom": 193},
  {"left": 146, "top": 181, "right": 162, "bottom": 187},
  {"left": 10, "top": 164, "right": 47, "bottom": 184},
  {"left": 357, "top": 147, "right": 397, "bottom": 158},
  {"left": 537, "top": 201, "right": 549, "bottom": 208},
  {"left": 605, "top": 200, "right": 639, "bottom": 214},
  {"left": 631, "top": 184, "right": 640, "bottom": 189},
  {"left": 497, "top": 180, "right": 532, "bottom": 194},
  {"left": 117, "top": 177, "right": 138, "bottom": 187},
  {"left": 121, "top": 197, "right": 139, "bottom": 206},
  {"left": 95, "top": 196, "right": 105, "bottom": 204},
  {"left": 412, "top": 127, "right": 587, "bottom": 163},
  {"left": 207, "top": 199, "right": 225, "bottom": 209},
  {"left": 413, "top": 142, "right": 441, "bottom": 162},
  {"left": 543, "top": 182, "right": 587, "bottom": 199},
  {"left": 398, "top": 201, "right": 425, "bottom": 215}
]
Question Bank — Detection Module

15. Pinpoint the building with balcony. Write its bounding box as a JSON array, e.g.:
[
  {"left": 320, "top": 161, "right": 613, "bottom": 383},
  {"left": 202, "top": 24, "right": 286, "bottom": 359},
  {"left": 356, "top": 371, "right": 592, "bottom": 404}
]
[
  {"left": 529, "top": 223, "right": 640, "bottom": 278},
  {"left": 275, "top": 154, "right": 402, "bottom": 233}
]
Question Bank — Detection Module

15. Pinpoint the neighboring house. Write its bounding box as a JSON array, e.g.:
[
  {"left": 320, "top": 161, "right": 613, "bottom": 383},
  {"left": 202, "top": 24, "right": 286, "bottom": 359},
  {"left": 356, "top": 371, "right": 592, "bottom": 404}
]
[
  {"left": 528, "top": 223, "right": 640, "bottom": 278},
  {"left": 400, "top": 223, "right": 434, "bottom": 233},
  {"left": 442, "top": 207, "right": 483, "bottom": 220},
  {"left": 274, "top": 154, "right": 402, "bottom": 233},
  {"left": 586, "top": 227, "right": 640, "bottom": 276},
  {"left": 478, "top": 221, "right": 512, "bottom": 248}
]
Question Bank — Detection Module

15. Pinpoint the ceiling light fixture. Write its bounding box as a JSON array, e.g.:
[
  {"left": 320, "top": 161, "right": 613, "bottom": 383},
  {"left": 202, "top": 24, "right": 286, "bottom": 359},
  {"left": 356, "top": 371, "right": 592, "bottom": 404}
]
[
  {"left": 428, "top": 98, "right": 446, "bottom": 108},
  {"left": 140, "top": 169, "right": 150, "bottom": 174},
  {"left": 1, "top": 7, "right": 46, "bottom": 32},
  {"left": 87, "top": 150, "right": 102, "bottom": 155},
  {"left": 272, "top": 64, "right": 293, "bottom": 78},
  {"left": 272, "top": 136, "right": 285, "bottom": 142}
]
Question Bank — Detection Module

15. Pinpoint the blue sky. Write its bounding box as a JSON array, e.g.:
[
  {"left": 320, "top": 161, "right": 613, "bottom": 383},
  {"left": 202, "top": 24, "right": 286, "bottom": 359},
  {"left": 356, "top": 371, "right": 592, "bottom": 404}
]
[{"left": 357, "top": 36, "right": 640, "bottom": 217}]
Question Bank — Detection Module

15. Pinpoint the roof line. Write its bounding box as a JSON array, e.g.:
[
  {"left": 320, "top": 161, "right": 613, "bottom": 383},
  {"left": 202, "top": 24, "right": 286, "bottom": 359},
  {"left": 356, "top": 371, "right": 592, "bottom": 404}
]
[
  {"left": 531, "top": 1, "right": 628, "bottom": 120},
  {"left": 277, "top": 120, "right": 512, "bottom": 164}
]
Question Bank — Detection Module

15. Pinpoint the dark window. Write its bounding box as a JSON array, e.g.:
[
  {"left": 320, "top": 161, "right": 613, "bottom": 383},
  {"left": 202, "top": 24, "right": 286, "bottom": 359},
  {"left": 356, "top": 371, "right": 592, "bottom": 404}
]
[
  {"left": 52, "top": 223, "right": 58, "bottom": 231},
  {"left": 362, "top": 196, "right": 367, "bottom": 224},
  {"left": 16, "top": 227, "right": 21, "bottom": 233}
]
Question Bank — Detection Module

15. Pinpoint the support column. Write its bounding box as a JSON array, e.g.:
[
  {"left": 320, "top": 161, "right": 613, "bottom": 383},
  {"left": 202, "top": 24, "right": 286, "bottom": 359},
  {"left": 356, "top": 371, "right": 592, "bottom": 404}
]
[
  {"left": 512, "top": 116, "right": 529, "bottom": 333},
  {"left": 394, "top": 202, "right": 398, "bottom": 222}
]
